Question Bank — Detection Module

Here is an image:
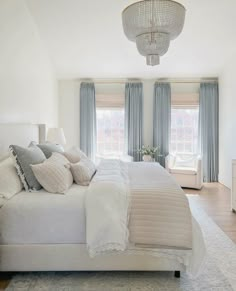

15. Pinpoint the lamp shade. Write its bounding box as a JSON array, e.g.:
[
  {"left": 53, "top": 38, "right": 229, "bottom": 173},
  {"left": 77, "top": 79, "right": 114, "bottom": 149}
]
[{"left": 47, "top": 128, "right": 66, "bottom": 145}]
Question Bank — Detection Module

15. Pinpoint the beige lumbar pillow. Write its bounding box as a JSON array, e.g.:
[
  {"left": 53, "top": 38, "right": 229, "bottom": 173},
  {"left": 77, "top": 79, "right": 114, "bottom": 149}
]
[
  {"left": 63, "top": 146, "right": 87, "bottom": 164},
  {"left": 70, "top": 158, "right": 96, "bottom": 186},
  {"left": 31, "top": 153, "right": 73, "bottom": 194}
]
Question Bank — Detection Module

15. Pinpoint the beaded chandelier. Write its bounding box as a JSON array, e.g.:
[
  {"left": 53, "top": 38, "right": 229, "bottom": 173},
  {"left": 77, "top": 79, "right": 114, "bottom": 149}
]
[{"left": 122, "top": 0, "right": 186, "bottom": 66}]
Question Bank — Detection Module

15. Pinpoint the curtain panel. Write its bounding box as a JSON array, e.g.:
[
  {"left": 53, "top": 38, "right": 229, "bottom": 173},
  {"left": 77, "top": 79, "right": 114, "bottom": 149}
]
[
  {"left": 80, "top": 82, "right": 97, "bottom": 161},
  {"left": 199, "top": 82, "right": 219, "bottom": 182},
  {"left": 153, "top": 82, "right": 171, "bottom": 167},
  {"left": 125, "top": 83, "right": 143, "bottom": 161}
]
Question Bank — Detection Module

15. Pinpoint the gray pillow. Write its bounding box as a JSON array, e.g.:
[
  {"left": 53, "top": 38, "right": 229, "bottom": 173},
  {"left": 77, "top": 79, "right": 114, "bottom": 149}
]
[
  {"left": 37, "top": 143, "right": 64, "bottom": 159},
  {"left": 9, "top": 145, "right": 46, "bottom": 192}
]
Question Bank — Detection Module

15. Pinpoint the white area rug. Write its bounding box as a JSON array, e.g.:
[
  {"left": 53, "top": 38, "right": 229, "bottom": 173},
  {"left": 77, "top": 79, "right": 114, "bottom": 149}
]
[{"left": 6, "top": 200, "right": 236, "bottom": 291}]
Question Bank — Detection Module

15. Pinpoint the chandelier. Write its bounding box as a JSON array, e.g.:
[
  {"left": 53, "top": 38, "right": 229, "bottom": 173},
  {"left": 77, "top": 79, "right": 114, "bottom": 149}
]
[{"left": 122, "top": 0, "right": 186, "bottom": 66}]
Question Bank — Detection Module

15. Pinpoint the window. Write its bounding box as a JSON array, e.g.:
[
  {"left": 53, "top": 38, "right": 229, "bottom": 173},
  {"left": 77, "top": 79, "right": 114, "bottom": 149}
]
[
  {"left": 170, "top": 106, "right": 199, "bottom": 154},
  {"left": 96, "top": 108, "right": 125, "bottom": 157},
  {"left": 95, "top": 86, "right": 125, "bottom": 158}
]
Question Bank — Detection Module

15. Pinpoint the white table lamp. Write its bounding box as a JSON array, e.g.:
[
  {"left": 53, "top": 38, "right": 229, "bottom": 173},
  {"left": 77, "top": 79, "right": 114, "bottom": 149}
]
[{"left": 47, "top": 128, "right": 66, "bottom": 145}]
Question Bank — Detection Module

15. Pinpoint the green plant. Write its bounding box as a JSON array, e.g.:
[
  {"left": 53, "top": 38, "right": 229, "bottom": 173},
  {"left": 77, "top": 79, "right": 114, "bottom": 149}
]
[{"left": 137, "top": 145, "right": 160, "bottom": 157}]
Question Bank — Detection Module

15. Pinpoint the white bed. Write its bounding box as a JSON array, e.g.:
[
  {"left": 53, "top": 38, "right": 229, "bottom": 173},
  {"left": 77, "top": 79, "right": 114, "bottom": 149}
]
[
  {"left": 0, "top": 183, "right": 201, "bottom": 273},
  {"left": 0, "top": 184, "right": 87, "bottom": 245},
  {"left": 0, "top": 123, "right": 205, "bottom": 276}
]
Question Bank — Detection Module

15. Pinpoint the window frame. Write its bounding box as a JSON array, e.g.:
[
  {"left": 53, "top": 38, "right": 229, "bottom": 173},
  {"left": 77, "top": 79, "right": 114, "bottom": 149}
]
[
  {"left": 170, "top": 105, "right": 199, "bottom": 155},
  {"left": 96, "top": 106, "right": 125, "bottom": 158}
]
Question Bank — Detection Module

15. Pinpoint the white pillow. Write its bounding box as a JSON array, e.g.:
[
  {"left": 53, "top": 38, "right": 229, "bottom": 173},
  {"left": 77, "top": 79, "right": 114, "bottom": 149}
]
[
  {"left": 0, "top": 197, "right": 5, "bottom": 208},
  {"left": 70, "top": 158, "right": 96, "bottom": 186},
  {"left": 64, "top": 146, "right": 87, "bottom": 164},
  {"left": 0, "top": 152, "right": 10, "bottom": 162},
  {"left": 0, "top": 157, "right": 23, "bottom": 199},
  {"left": 175, "top": 155, "right": 196, "bottom": 168},
  {"left": 31, "top": 153, "right": 73, "bottom": 194}
]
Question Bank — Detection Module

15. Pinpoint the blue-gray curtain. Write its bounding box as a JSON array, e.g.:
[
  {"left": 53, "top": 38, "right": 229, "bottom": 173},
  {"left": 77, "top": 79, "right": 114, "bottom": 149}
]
[
  {"left": 199, "top": 82, "right": 219, "bottom": 182},
  {"left": 153, "top": 82, "right": 171, "bottom": 167},
  {"left": 80, "top": 82, "right": 96, "bottom": 161},
  {"left": 125, "top": 83, "right": 143, "bottom": 161}
]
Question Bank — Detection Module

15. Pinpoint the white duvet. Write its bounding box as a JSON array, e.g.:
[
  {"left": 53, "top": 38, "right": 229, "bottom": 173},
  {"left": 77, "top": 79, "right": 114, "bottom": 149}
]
[
  {"left": 86, "top": 160, "right": 206, "bottom": 275},
  {"left": 0, "top": 184, "right": 87, "bottom": 244}
]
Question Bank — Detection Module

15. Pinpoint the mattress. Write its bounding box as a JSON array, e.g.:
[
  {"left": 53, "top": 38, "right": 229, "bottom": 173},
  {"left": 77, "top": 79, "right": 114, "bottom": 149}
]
[{"left": 0, "top": 184, "right": 87, "bottom": 245}]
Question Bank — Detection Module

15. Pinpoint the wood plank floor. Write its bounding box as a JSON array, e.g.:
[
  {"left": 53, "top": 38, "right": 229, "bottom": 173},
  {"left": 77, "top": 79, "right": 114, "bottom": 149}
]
[
  {"left": 0, "top": 182, "right": 235, "bottom": 290},
  {"left": 185, "top": 183, "right": 236, "bottom": 243}
]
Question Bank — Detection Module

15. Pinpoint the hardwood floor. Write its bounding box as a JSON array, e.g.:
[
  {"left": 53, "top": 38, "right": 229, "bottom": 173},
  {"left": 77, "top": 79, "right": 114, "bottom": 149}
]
[
  {"left": 0, "top": 182, "right": 235, "bottom": 290},
  {"left": 185, "top": 183, "right": 236, "bottom": 243}
]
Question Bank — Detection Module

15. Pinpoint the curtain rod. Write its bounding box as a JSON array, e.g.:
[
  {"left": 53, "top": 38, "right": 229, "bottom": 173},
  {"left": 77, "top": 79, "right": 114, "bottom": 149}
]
[
  {"left": 81, "top": 79, "right": 218, "bottom": 85},
  {"left": 156, "top": 79, "right": 218, "bottom": 84},
  {"left": 93, "top": 80, "right": 141, "bottom": 84}
]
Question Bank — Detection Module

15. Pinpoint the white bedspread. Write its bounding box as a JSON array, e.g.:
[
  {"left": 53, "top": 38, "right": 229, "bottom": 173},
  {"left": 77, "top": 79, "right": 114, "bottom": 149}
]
[
  {"left": 0, "top": 184, "right": 87, "bottom": 244},
  {"left": 86, "top": 160, "right": 205, "bottom": 275}
]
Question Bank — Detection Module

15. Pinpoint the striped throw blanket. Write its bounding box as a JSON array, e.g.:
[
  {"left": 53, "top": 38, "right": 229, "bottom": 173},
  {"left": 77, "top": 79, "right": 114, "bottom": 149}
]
[{"left": 128, "top": 162, "right": 192, "bottom": 249}]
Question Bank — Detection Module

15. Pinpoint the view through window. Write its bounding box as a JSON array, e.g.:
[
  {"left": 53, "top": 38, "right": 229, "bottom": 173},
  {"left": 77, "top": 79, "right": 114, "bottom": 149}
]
[
  {"left": 170, "top": 107, "right": 199, "bottom": 154},
  {"left": 96, "top": 108, "right": 125, "bottom": 157}
]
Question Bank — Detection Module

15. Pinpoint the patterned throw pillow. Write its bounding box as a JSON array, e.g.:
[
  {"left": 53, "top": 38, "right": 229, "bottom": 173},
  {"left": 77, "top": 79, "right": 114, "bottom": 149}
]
[
  {"left": 9, "top": 144, "right": 46, "bottom": 191},
  {"left": 31, "top": 153, "right": 73, "bottom": 194},
  {"left": 70, "top": 158, "right": 96, "bottom": 186},
  {"left": 63, "top": 146, "right": 87, "bottom": 163}
]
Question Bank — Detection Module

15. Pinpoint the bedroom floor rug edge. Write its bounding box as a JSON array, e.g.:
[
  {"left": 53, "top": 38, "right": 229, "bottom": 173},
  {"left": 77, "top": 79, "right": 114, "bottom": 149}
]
[{"left": 6, "top": 199, "right": 236, "bottom": 291}]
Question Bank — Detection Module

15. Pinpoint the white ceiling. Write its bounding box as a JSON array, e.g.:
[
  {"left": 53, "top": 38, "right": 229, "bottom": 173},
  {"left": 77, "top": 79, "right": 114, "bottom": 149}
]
[{"left": 26, "top": 0, "right": 236, "bottom": 79}]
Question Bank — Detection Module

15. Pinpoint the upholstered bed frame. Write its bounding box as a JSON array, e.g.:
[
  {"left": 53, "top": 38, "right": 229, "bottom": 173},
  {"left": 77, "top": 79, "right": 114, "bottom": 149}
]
[
  {"left": 0, "top": 123, "right": 183, "bottom": 277},
  {"left": 0, "top": 123, "right": 46, "bottom": 154}
]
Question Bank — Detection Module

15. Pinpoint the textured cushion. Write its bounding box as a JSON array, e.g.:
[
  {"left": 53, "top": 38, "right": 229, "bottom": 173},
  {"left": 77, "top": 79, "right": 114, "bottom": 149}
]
[
  {"left": 37, "top": 143, "right": 64, "bottom": 159},
  {"left": 31, "top": 153, "right": 73, "bottom": 194},
  {"left": 10, "top": 145, "right": 46, "bottom": 191},
  {"left": 175, "top": 155, "right": 197, "bottom": 168},
  {"left": 0, "top": 157, "right": 23, "bottom": 199},
  {"left": 64, "top": 146, "right": 87, "bottom": 163},
  {"left": 170, "top": 167, "right": 197, "bottom": 175},
  {"left": 70, "top": 158, "right": 96, "bottom": 186}
]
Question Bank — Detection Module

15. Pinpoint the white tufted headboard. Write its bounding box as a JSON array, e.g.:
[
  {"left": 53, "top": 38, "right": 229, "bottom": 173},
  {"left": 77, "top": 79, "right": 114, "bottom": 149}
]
[{"left": 0, "top": 124, "right": 46, "bottom": 156}]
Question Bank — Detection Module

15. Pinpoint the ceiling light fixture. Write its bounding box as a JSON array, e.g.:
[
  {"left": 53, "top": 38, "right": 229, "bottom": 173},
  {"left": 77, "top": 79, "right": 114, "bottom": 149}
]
[{"left": 122, "top": 0, "right": 186, "bottom": 66}]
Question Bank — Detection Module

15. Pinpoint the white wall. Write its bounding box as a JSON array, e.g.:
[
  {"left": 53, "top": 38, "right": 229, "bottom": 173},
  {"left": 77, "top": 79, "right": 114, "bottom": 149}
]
[
  {"left": 219, "top": 55, "right": 236, "bottom": 188},
  {"left": 59, "top": 80, "right": 80, "bottom": 149},
  {"left": 0, "top": 0, "right": 58, "bottom": 127},
  {"left": 59, "top": 79, "right": 199, "bottom": 150}
]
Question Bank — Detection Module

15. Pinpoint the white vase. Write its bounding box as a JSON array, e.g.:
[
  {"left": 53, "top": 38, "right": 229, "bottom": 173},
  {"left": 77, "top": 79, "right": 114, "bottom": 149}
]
[{"left": 143, "top": 155, "right": 152, "bottom": 162}]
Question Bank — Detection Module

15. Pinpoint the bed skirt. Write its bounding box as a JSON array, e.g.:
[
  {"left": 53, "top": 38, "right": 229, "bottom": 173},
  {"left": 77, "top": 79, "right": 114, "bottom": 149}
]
[{"left": 0, "top": 244, "right": 185, "bottom": 272}]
